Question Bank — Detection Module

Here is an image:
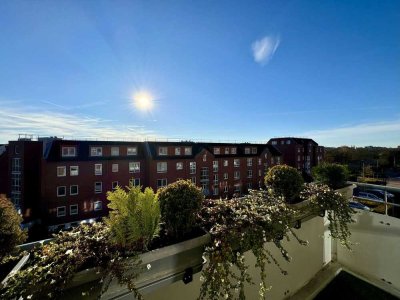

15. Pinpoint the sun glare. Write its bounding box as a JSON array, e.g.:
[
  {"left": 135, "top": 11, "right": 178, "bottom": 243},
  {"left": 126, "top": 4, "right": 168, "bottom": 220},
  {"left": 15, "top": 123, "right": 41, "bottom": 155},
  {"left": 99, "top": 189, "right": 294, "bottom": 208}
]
[{"left": 133, "top": 90, "right": 155, "bottom": 111}]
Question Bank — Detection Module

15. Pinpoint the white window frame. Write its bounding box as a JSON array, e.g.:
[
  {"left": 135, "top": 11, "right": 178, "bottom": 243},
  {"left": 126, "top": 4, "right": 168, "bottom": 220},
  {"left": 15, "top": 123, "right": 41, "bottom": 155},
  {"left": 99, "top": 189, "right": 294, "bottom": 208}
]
[
  {"left": 157, "top": 178, "right": 167, "bottom": 188},
  {"left": 94, "top": 182, "right": 102, "bottom": 193},
  {"left": 158, "top": 147, "right": 168, "bottom": 156},
  {"left": 111, "top": 147, "right": 119, "bottom": 156},
  {"left": 57, "top": 206, "right": 66, "bottom": 217},
  {"left": 247, "top": 158, "right": 253, "bottom": 167},
  {"left": 90, "top": 147, "right": 103, "bottom": 157},
  {"left": 62, "top": 146, "right": 76, "bottom": 157},
  {"left": 95, "top": 163, "right": 102, "bottom": 175},
  {"left": 112, "top": 163, "right": 119, "bottom": 173},
  {"left": 70, "top": 185, "right": 78, "bottom": 196},
  {"left": 247, "top": 170, "right": 253, "bottom": 178},
  {"left": 271, "top": 141, "right": 277, "bottom": 145},
  {"left": 176, "top": 162, "right": 183, "bottom": 170},
  {"left": 234, "top": 171, "right": 240, "bottom": 180},
  {"left": 258, "top": 158, "right": 262, "bottom": 166},
  {"left": 70, "top": 166, "right": 79, "bottom": 176},
  {"left": 224, "top": 185, "right": 228, "bottom": 193},
  {"left": 245, "top": 147, "right": 250, "bottom": 154},
  {"left": 157, "top": 162, "right": 167, "bottom": 173},
  {"left": 189, "top": 162, "right": 196, "bottom": 174},
  {"left": 213, "top": 161, "right": 218, "bottom": 172},
  {"left": 224, "top": 148, "right": 230, "bottom": 154},
  {"left": 191, "top": 177, "right": 196, "bottom": 184},
  {"left": 247, "top": 182, "right": 252, "bottom": 189},
  {"left": 129, "top": 178, "right": 141, "bottom": 186},
  {"left": 112, "top": 181, "right": 119, "bottom": 190},
  {"left": 70, "top": 204, "right": 78, "bottom": 215},
  {"left": 234, "top": 159, "right": 240, "bottom": 167},
  {"left": 252, "top": 147, "right": 257, "bottom": 154},
  {"left": 129, "top": 162, "right": 140, "bottom": 173},
  {"left": 57, "top": 186, "right": 66, "bottom": 197},
  {"left": 175, "top": 147, "right": 181, "bottom": 155},
  {"left": 231, "top": 147, "right": 237, "bottom": 154},
  {"left": 258, "top": 169, "right": 262, "bottom": 177},
  {"left": 57, "top": 166, "right": 66, "bottom": 177},
  {"left": 234, "top": 184, "right": 241, "bottom": 192},
  {"left": 213, "top": 186, "right": 219, "bottom": 195},
  {"left": 184, "top": 147, "right": 192, "bottom": 155},
  {"left": 94, "top": 201, "right": 102, "bottom": 211},
  {"left": 214, "top": 147, "right": 220, "bottom": 155},
  {"left": 127, "top": 146, "right": 138, "bottom": 156},
  {"left": 223, "top": 160, "right": 228, "bottom": 167},
  {"left": 224, "top": 173, "right": 228, "bottom": 180}
]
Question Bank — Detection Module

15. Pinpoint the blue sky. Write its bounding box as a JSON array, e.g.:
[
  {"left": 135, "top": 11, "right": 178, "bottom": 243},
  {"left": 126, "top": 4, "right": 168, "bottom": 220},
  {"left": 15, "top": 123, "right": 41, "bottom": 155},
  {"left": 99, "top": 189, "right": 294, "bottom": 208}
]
[{"left": 0, "top": 0, "right": 399, "bottom": 147}]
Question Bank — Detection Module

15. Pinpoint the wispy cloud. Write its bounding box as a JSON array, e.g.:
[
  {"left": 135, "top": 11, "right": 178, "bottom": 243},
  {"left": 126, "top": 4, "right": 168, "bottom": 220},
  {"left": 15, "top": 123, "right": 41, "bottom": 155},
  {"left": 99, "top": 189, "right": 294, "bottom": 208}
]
[
  {"left": 251, "top": 35, "right": 280, "bottom": 65},
  {"left": 0, "top": 107, "right": 159, "bottom": 143},
  {"left": 300, "top": 120, "right": 400, "bottom": 147}
]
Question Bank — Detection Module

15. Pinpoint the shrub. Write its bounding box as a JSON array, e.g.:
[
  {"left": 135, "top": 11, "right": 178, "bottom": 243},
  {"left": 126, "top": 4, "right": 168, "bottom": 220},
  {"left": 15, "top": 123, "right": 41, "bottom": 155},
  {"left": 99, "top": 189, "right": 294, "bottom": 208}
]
[
  {"left": 264, "top": 165, "right": 304, "bottom": 202},
  {"left": 0, "top": 195, "right": 27, "bottom": 262},
  {"left": 105, "top": 186, "right": 160, "bottom": 251},
  {"left": 312, "top": 163, "right": 349, "bottom": 189},
  {"left": 157, "top": 180, "right": 204, "bottom": 238}
]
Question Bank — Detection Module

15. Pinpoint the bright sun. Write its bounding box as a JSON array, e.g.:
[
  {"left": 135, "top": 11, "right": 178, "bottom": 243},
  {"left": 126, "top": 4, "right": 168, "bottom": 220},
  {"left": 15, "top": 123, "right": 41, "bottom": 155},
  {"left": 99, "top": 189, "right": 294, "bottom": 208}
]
[{"left": 133, "top": 90, "right": 155, "bottom": 111}]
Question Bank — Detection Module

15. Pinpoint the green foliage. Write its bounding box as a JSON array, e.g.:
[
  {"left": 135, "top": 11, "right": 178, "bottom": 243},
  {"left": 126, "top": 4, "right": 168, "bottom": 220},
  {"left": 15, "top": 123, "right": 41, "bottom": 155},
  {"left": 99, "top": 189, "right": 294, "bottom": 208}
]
[
  {"left": 0, "top": 223, "right": 143, "bottom": 299},
  {"left": 199, "top": 190, "right": 308, "bottom": 300},
  {"left": 105, "top": 186, "right": 160, "bottom": 251},
  {"left": 301, "top": 183, "right": 355, "bottom": 249},
  {"left": 157, "top": 180, "right": 204, "bottom": 238},
  {"left": 264, "top": 165, "right": 304, "bottom": 202},
  {"left": 312, "top": 163, "right": 349, "bottom": 189},
  {"left": 0, "top": 195, "right": 27, "bottom": 262}
]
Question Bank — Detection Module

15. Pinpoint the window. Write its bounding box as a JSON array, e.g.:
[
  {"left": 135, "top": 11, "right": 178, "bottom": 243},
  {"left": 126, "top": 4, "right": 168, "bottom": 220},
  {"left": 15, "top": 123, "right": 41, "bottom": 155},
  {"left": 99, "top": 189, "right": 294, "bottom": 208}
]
[
  {"left": 247, "top": 158, "right": 252, "bottom": 167},
  {"left": 14, "top": 145, "right": 20, "bottom": 154},
  {"left": 234, "top": 171, "right": 240, "bottom": 179},
  {"left": 189, "top": 162, "right": 196, "bottom": 174},
  {"left": 298, "top": 155, "right": 301, "bottom": 162},
  {"left": 223, "top": 160, "right": 228, "bottom": 167},
  {"left": 95, "top": 164, "right": 102, "bottom": 175},
  {"left": 213, "top": 186, "right": 219, "bottom": 195},
  {"left": 158, "top": 147, "right": 168, "bottom": 156},
  {"left": 175, "top": 147, "right": 181, "bottom": 155},
  {"left": 224, "top": 172, "right": 228, "bottom": 180},
  {"left": 231, "top": 147, "right": 237, "bottom": 154},
  {"left": 129, "top": 162, "right": 140, "bottom": 173},
  {"left": 224, "top": 148, "right": 230, "bottom": 154},
  {"left": 258, "top": 169, "right": 262, "bottom": 177},
  {"left": 202, "top": 154, "right": 207, "bottom": 162},
  {"left": 286, "top": 140, "right": 291, "bottom": 145},
  {"left": 157, "top": 162, "right": 167, "bottom": 173},
  {"left": 70, "top": 204, "right": 78, "bottom": 215},
  {"left": 298, "top": 148, "right": 301, "bottom": 153},
  {"left": 94, "top": 201, "right": 102, "bottom": 211},
  {"left": 184, "top": 147, "right": 192, "bottom": 155},
  {"left": 129, "top": 178, "right": 140, "bottom": 186},
  {"left": 224, "top": 185, "right": 228, "bottom": 193},
  {"left": 57, "top": 186, "right": 66, "bottom": 197},
  {"left": 252, "top": 147, "right": 257, "bottom": 154},
  {"left": 57, "top": 166, "right": 66, "bottom": 177},
  {"left": 94, "top": 182, "right": 102, "bottom": 193},
  {"left": 127, "top": 147, "right": 137, "bottom": 155},
  {"left": 176, "top": 162, "right": 183, "bottom": 170},
  {"left": 11, "top": 158, "right": 21, "bottom": 173},
  {"left": 264, "top": 153, "right": 268, "bottom": 159},
  {"left": 70, "top": 166, "right": 79, "bottom": 176},
  {"left": 213, "top": 174, "right": 218, "bottom": 183},
  {"left": 112, "top": 163, "right": 119, "bottom": 173},
  {"left": 191, "top": 177, "right": 196, "bottom": 184},
  {"left": 111, "top": 147, "right": 119, "bottom": 156},
  {"left": 258, "top": 158, "right": 262, "bottom": 166},
  {"left": 245, "top": 147, "right": 250, "bottom": 154},
  {"left": 157, "top": 179, "right": 167, "bottom": 188},
  {"left": 234, "top": 159, "right": 240, "bottom": 167},
  {"left": 281, "top": 140, "right": 284, "bottom": 145},
  {"left": 57, "top": 206, "right": 66, "bottom": 217},
  {"left": 90, "top": 147, "right": 102, "bottom": 157},
  {"left": 247, "top": 170, "right": 253, "bottom": 178},
  {"left": 277, "top": 157, "right": 281, "bottom": 164},
  {"left": 213, "top": 161, "right": 218, "bottom": 172},
  {"left": 112, "top": 181, "right": 119, "bottom": 190},
  {"left": 214, "top": 147, "right": 220, "bottom": 155},
  {"left": 247, "top": 182, "right": 252, "bottom": 189},
  {"left": 62, "top": 146, "right": 76, "bottom": 157},
  {"left": 271, "top": 141, "right": 277, "bottom": 145},
  {"left": 70, "top": 185, "right": 78, "bottom": 195},
  {"left": 234, "top": 184, "right": 241, "bottom": 192}
]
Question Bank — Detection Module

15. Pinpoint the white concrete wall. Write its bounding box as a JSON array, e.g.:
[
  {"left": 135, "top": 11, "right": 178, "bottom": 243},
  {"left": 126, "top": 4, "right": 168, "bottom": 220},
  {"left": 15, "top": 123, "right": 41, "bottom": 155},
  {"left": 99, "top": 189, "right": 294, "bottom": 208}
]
[
  {"left": 337, "top": 210, "right": 400, "bottom": 294},
  {"left": 146, "top": 216, "right": 327, "bottom": 300}
]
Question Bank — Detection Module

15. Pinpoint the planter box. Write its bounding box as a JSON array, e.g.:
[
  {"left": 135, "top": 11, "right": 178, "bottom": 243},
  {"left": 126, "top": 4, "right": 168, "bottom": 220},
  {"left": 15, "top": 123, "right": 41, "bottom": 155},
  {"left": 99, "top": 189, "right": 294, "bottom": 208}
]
[{"left": 61, "top": 232, "right": 211, "bottom": 299}]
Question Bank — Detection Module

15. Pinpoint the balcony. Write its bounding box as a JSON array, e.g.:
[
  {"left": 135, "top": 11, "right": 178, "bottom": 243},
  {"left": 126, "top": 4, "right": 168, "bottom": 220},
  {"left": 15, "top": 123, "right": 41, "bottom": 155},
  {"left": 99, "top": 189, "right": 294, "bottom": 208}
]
[{"left": 3, "top": 183, "right": 400, "bottom": 299}]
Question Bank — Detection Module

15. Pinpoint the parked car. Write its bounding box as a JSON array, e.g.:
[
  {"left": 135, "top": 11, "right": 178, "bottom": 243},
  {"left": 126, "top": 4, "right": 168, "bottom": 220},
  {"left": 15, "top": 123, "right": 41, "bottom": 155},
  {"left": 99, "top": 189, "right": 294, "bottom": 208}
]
[
  {"left": 349, "top": 201, "right": 371, "bottom": 211},
  {"left": 364, "top": 189, "right": 395, "bottom": 199},
  {"left": 355, "top": 192, "right": 384, "bottom": 203}
]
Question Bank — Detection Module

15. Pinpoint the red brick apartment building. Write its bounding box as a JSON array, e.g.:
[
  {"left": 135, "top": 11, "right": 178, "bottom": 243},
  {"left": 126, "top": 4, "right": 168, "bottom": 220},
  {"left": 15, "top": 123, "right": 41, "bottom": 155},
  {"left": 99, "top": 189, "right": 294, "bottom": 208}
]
[{"left": 2, "top": 136, "right": 288, "bottom": 231}]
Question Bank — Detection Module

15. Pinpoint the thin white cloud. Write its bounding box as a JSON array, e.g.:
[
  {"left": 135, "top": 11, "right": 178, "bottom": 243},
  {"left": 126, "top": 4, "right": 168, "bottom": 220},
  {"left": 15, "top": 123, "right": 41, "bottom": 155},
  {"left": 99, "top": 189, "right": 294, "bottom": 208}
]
[
  {"left": 0, "top": 107, "right": 159, "bottom": 143},
  {"left": 300, "top": 120, "right": 400, "bottom": 147},
  {"left": 251, "top": 35, "right": 280, "bottom": 65}
]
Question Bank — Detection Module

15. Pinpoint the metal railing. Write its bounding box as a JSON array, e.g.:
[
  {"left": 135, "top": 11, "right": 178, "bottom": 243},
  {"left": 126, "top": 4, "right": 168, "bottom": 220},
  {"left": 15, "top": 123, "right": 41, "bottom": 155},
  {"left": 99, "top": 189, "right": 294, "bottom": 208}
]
[{"left": 348, "top": 181, "right": 400, "bottom": 216}]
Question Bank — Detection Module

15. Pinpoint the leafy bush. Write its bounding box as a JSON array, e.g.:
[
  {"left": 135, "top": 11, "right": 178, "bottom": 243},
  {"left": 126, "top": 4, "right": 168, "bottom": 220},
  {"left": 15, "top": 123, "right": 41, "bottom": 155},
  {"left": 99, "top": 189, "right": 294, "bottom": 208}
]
[
  {"left": 157, "top": 180, "right": 204, "bottom": 238},
  {"left": 301, "top": 183, "right": 354, "bottom": 249},
  {"left": 265, "top": 165, "right": 304, "bottom": 202},
  {"left": 0, "top": 195, "right": 27, "bottom": 262},
  {"left": 312, "top": 163, "right": 349, "bottom": 189},
  {"left": 105, "top": 186, "right": 160, "bottom": 251}
]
